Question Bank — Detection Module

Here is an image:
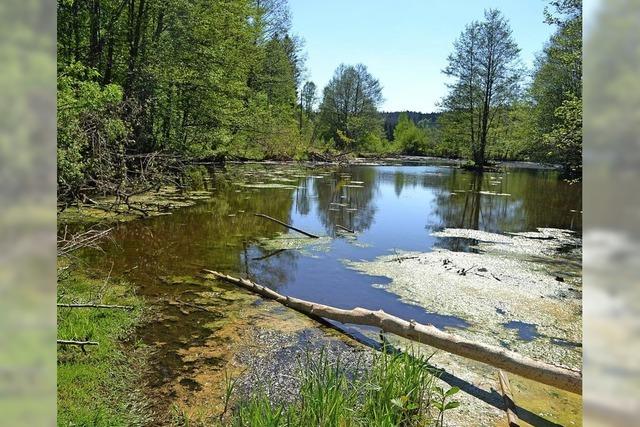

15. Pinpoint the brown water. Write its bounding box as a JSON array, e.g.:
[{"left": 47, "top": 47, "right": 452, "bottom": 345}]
[{"left": 76, "top": 161, "right": 582, "bottom": 419}]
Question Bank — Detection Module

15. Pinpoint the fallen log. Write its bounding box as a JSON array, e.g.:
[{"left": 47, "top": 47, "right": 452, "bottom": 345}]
[
  {"left": 57, "top": 303, "right": 134, "bottom": 310},
  {"left": 498, "top": 370, "right": 521, "bottom": 427},
  {"left": 255, "top": 213, "right": 319, "bottom": 238},
  {"left": 202, "top": 270, "right": 582, "bottom": 395}
]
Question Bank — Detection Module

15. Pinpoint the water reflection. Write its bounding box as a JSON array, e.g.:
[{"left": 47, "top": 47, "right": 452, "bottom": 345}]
[
  {"left": 311, "top": 167, "right": 379, "bottom": 234},
  {"left": 77, "top": 162, "right": 581, "bottom": 309}
]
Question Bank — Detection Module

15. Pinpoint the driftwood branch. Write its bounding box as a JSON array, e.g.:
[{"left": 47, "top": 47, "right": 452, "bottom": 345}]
[
  {"left": 57, "top": 339, "right": 99, "bottom": 354},
  {"left": 255, "top": 213, "right": 319, "bottom": 238},
  {"left": 498, "top": 370, "right": 521, "bottom": 427},
  {"left": 57, "top": 303, "right": 134, "bottom": 310},
  {"left": 203, "top": 270, "right": 582, "bottom": 395}
]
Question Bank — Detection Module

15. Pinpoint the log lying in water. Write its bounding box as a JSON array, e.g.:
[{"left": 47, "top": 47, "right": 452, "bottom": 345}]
[
  {"left": 202, "top": 269, "right": 582, "bottom": 395},
  {"left": 255, "top": 213, "right": 319, "bottom": 238}
]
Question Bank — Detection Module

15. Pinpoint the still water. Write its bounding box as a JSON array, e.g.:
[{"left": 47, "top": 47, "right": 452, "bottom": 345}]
[{"left": 79, "top": 162, "right": 582, "bottom": 397}]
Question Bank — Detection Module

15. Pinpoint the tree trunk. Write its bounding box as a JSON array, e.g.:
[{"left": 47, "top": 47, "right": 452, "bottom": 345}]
[
  {"left": 88, "top": 0, "right": 102, "bottom": 68},
  {"left": 125, "top": 0, "right": 146, "bottom": 97},
  {"left": 203, "top": 270, "right": 582, "bottom": 395},
  {"left": 72, "top": 0, "right": 81, "bottom": 62}
]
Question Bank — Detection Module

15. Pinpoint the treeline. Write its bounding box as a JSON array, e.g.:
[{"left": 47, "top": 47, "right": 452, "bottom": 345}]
[
  {"left": 380, "top": 0, "right": 582, "bottom": 174},
  {"left": 382, "top": 112, "right": 439, "bottom": 140},
  {"left": 57, "top": 0, "right": 581, "bottom": 200}
]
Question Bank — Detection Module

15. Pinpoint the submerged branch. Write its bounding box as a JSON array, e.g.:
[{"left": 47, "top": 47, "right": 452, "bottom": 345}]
[
  {"left": 336, "top": 224, "right": 355, "bottom": 233},
  {"left": 251, "top": 248, "right": 288, "bottom": 261},
  {"left": 254, "top": 213, "right": 320, "bottom": 238}
]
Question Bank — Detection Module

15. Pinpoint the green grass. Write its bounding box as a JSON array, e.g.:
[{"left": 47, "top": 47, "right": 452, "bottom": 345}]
[
  {"left": 228, "top": 348, "right": 461, "bottom": 427},
  {"left": 57, "top": 266, "right": 148, "bottom": 426}
]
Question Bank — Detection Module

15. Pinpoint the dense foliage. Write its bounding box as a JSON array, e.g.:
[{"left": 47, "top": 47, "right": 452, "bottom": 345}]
[
  {"left": 317, "top": 64, "right": 385, "bottom": 150},
  {"left": 393, "top": 113, "right": 430, "bottom": 155},
  {"left": 57, "top": 0, "right": 310, "bottom": 199},
  {"left": 531, "top": 0, "right": 582, "bottom": 175}
]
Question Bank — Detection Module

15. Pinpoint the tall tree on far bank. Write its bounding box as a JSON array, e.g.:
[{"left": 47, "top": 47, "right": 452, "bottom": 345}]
[
  {"left": 441, "top": 9, "right": 521, "bottom": 168},
  {"left": 300, "top": 80, "right": 317, "bottom": 131},
  {"left": 318, "top": 64, "right": 384, "bottom": 148},
  {"left": 301, "top": 81, "right": 317, "bottom": 115}
]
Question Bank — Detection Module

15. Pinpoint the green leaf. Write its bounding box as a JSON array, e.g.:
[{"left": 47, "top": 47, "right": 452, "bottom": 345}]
[
  {"left": 405, "top": 402, "right": 420, "bottom": 411},
  {"left": 444, "top": 401, "right": 460, "bottom": 410},
  {"left": 445, "top": 386, "right": 460, "bottom": 397}
]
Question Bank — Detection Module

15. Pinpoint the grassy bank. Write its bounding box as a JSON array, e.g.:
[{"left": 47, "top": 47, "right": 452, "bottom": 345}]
[
  {"left": 57, "top": 263, "right": 148, "bottom": 426},
  {"left": 222, "top": 349, "right": 460, "bottom": 427}
]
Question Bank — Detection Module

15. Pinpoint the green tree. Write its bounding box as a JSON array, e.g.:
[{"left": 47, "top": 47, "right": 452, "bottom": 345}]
[
  {"left": 441, "top": 9, "right": 522, "bottom": 168},
  {"left": 56, "top": 0, "right": 306, "bottom": 199},
  {"left": 530, "top": 0, "right": 582, "bottom": 173},
  {"left": 318, "top": 64, "right": 384, "bottom": 149},
  {"left": 299, "top": 80, "right": 317, "bottom": 135},
  {"left": 301, "top": 81, "right": 317, "bottom": 115},
  {"left": 544, "top": 95, "right": 581, "bottom": 175},
  {"left": 256, "top": 35, "right": 297, "bottom": 107},
  {"left": 394, "top": 113, "right": 429, "bottom": 155}
]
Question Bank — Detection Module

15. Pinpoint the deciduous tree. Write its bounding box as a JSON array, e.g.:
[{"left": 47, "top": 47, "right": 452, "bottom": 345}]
[
  {"left": 318, "top": 64, "right": 384, "bottom": 148},
  {"left": 441, "top": 9, "right": 521, "bottom": 168}
]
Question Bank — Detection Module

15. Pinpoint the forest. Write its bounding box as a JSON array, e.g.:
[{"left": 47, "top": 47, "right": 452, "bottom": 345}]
[{"left": 57, "top": 0, "right": 582, "bottom": 204}]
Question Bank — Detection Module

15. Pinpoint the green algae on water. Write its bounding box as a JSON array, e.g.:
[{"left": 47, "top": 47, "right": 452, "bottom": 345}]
[{"left": 344, "top": 228, "right": 582, "bottom": 370}]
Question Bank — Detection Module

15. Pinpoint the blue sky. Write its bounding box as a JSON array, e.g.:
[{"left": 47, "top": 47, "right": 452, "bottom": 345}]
[{"left": 289, "top": 0, "right": 557, "bottom": 113}]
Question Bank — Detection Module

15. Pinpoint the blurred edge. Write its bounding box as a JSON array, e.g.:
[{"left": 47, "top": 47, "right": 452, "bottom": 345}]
[
  {"left": 583, "top": 0, "right": 640, "bottom": 425},
  {"left": 0, "top": 0, "right": 638, "bottom": 425},
  {"left": 0, "top": 0, "right": 57, "bottom": 425}
]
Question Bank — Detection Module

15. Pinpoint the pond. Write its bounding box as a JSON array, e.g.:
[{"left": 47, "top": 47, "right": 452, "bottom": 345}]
[{"left": 77, "top": 161, "right": 582, "bottom": 423}]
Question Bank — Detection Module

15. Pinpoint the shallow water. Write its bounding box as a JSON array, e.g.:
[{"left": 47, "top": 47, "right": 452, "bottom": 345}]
[{"left": 76, "top": 161, "right": 582, "bottom": 419}]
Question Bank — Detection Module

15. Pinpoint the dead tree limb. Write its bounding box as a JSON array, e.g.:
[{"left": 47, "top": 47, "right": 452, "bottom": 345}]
[
  {"left": 255, "top": 213, "right": 319, "bottom": 238},
  {"left": 202, "top": 270, "right": 582, "bottom": 395},
  {"left": 57, "top": 340, "right": 99, "bottom": 354},
  {"left": 57, "top": 227, "right": 113, "bottom": 257},
  {"left": 498, "top": 370, "right": 521, "bottom": 427},
  {"left": 57, "top": 303, "right": 134, "bottom": 310}
]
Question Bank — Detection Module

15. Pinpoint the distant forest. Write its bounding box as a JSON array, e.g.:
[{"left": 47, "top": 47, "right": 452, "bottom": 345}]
[{"left": 382, "top": 112, "right": 440, "bottom": 140}]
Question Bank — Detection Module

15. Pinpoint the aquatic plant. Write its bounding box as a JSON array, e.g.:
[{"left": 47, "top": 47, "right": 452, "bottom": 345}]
[{"left": 228, "top": 347, "right": 459, "bottom": 426}]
